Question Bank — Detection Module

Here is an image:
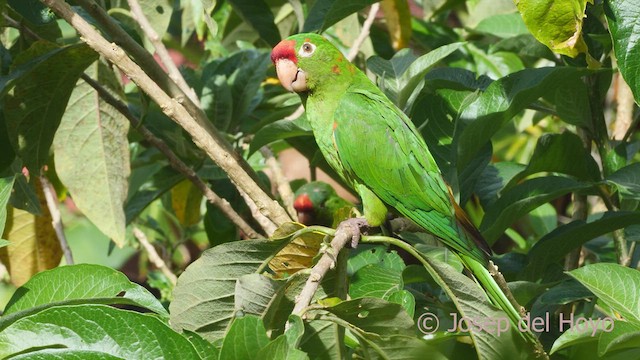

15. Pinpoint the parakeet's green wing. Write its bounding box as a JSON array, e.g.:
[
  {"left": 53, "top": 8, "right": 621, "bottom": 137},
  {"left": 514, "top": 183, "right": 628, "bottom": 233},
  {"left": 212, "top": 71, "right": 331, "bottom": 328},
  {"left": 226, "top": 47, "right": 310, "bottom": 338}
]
[{"left": 332, "top": 88, "right": 487, "bottom": 262}]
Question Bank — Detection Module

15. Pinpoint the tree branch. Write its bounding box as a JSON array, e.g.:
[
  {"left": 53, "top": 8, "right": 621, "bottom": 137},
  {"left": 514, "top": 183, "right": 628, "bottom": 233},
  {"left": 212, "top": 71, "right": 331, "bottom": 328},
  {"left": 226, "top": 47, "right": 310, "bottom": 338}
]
[
  {"left": 39, "top": 176, "right": 74, "bottom": 265},
  {"left": 41, "top": 0, "right": 293, "bottom": 228},
  {"left": 133, "top": 227, "right": 177, "bottom": 285},
  {"left": 261, "top": 147, "right": 297, "bottom": 220},
  {"left": 346, "top": 3, "right": 379, "bottom": 62},
  {"left": 126, "top": 0, "right": 199, "bottom": 106}
]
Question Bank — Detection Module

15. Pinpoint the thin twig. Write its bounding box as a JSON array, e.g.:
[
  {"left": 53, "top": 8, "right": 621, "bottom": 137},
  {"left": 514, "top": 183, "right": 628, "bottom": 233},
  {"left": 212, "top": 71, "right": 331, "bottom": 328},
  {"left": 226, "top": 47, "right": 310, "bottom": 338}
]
[
  {"left": 239, "top": 190, "right": 278, "bottom": 235},
  {"left": 261, "top": 147, "right": 297, "bottom": 219},
  {"left": 133, "top": 227, "right": 177, "bottom": 285},
  {"left": 39, "top": 176, "right": 74, "bottom": 265},
  {"left": 346, "top": 3, "right": 380, "bottom": 62},
  {"left": 42, "top": 0, "right": 293, "bottom": 227},
  {"left": 126, "top": 0, "right": 199, "bottom": 106},
  {"left": 80, "top": 74, "right": 264, "bottom": 239}
]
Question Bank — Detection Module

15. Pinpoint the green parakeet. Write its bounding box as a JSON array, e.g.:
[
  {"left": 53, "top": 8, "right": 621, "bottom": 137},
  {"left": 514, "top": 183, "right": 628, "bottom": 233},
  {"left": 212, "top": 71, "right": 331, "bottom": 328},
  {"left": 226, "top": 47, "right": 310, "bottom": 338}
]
[
  {"left": 293, "top": 181, "right": 352, "bottom": 227},
  {"left": 271, "top": 33, "right": 527, "bottom": 338}
]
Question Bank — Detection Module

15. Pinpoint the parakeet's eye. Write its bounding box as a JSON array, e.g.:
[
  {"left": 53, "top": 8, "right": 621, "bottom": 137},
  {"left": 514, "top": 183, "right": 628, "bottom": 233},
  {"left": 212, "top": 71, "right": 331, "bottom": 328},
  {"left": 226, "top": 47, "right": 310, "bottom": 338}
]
[{"left": 299, "top": 42, "right": 316, "bottom": 57}]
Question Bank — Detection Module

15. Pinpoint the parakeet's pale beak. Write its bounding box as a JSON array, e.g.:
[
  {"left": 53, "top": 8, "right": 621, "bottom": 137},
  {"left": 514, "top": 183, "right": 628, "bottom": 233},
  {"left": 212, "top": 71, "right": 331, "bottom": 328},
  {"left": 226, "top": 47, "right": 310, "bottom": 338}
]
[{"left": 275, "top": 59, "right": 308, "bottom": 92}]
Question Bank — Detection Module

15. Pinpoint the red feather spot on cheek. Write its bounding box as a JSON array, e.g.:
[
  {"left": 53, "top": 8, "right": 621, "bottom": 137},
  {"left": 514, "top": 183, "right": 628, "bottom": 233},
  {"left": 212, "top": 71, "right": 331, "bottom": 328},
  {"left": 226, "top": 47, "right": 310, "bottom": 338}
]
[
  {"left": 294, "top": 193, "right": 314, "bottom": 212},
  {"left": 271, "top": 40, "right": 297, "bottom": 64},
  {"left": 331, "top": 65, "right": 341, "bottom": 74}
]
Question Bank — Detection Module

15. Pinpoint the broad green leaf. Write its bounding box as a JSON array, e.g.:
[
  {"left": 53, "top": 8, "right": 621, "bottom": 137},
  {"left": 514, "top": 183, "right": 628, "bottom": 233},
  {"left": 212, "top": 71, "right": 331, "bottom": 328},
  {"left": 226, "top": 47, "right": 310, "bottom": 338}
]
[
  {"left": 125, "top": 166, "right": 184, "bottom": 223},
  {"left": 170, "top": 238, "right": 288, "bottom": 341},
  {"left": 4, "top": 42, "right": 98, "bottom": 174},
  {"left": 3, "top": 264, "right": 167, "bottom": 318},
  {"left": 605, "top": 0, "right": 640, "bottom": 104},
  {"left": 349, "top": 264, "right": 403, "bottom": 299},
  {"left": 598, "top": 321, "right": 640, "bottom": 356},
  {"left": 549, "top": 321, "right": 599, "bottom": 354},
  {"left": 219, "top": 315, "right": 270, "bottom": 360},
  {"left": 473, "top": 13, "right": 529, "bottom": 39},
  {"left": 137, "top": 0, "right": 173, "bottom": 41},
  {"left": 0, "top": 305, "right": 199, "bottom": 359},
  {"left": 511, "top": 132, "right": 601, "bottom": 183},
  {"left": 303, "top": 0, "right": 378, "bottom": 33},
  {"left": 1, "top": 185, "right": 61, "bottom": 287},
  {"left": 235, "top": 273, "right": 285, "bottom": 320},
  {"left": 568, "top": 263, "right": 640, "bottom": 324},
  {"left": 387, "top": 290, "right": 415, "bottom": 318},
  {"left": 0, "top": 175, "right": 15, "bottom": 236},
  {"left": 380, "top": 0, "right": 412, "bottom": 50},
  {"left": 53, "top": 61, "right": 129, "bottom": 247},
  {"left": 456, "top": 67, "right": 592, "bottom": 168},
  {"left": 605, "top": 163, "right": 640, "bottom": 200},
  {"left": 10, "top": 349, "right": 125, "bottom": 359},
  {"left": 249, "top": 116, "right": 312, "bottom": 155},
  {"left": 258, "top": 315, "right": 308, "bottom": 360},
  {"left": 397, "top": 42, "right": 463, "bottom": 108},
  {"left": 480, "top": 176, "right": 591, "bottom": 243},
  {"left": 227, "top": 0, "right": 280, "bottom": 46},
  {"left": 515, "top": 0, "right": 590, "bottom": 57},
  {"left": 369, "top": 43, "right": 463, "bottom": 108},
  {"left": 201, "top": 74, "right": 233, "bottom": 131},
  {"left": 230, "top": 53, "right": 271, "bottom": 127},
  {"left": 475, "top": 162, "right": 525, "bottom": 208},
  {"left": 323, "top": 297, "right": 415, "bottom": 336},
  {"left": 466, "top": 43, "right": 525, "bottom": 79},
  {"left": 416, "top": 253, "right": 533, "bottom": 360},
  {"left": 299, "top": 320, "right": 342, "bottom": 359},
  {"left": 526, "top": 212, "right": 640, "bottom": 281},
  {"left": 184, "top": 330, "right": 220, "bottom": 360},
  {"left": 547, "top": 76, "right": 592, "bottom": 128}
]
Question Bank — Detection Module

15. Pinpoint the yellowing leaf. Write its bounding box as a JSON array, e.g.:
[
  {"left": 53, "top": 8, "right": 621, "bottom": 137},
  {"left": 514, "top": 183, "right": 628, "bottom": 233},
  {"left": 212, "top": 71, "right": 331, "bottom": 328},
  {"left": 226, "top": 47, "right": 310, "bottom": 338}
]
[
  {"left": 381, "top": 0, "right": 412, "bottom": 50},
  {"left": 269, "top": 222, "right": 324, "bottom": 276},
  {"left": 515, "top": 0, "right": 592, "bottom": 58},
  {"left": 171, "top": 180, "right": 203, "bottom": 227},
  {"left": 0, "top": 182, "right": 61, "bottom": 286}
]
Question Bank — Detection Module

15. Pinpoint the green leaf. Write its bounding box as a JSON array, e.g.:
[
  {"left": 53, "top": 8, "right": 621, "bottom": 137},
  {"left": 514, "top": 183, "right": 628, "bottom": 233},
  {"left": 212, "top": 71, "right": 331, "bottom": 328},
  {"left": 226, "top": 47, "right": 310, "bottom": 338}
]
[
  {"left": 480, "top": 176, "right": 591, "bottom": 243},
  {"left": 258, "top": 315, "right": 308, "bottom": 360},
  {"left": 229, "top": 53, "right": 271, "bottom": 126},
  {"left": 568, "top": 263, "right": 640, "bottom": 324},
  {"left": 0, "top": 305, "right": 198, "bottom": 359},
  {"left": 473, "top": 13, "right": 529, "bottom": 39},
  {"left": 368, "top": 43, "right": 463, "bottom": 108},
  {"left": 475, "top": 162, "right": 525, "bottom": 208},
  {"left": 184, "top": 330, "right": 220, "bottom": 360},
  {"left": 349, "top": 264, "right": 403, "bottom": 299},
  {"left": 4, "top": 42, "right": 98, "bottom": 174},
  {"left": 323, "top": 297, "right": 415, "bottom": 336},
  {"left": 511, "top": 132, "right": 601, "bottom": 183},
  {"left": 219, "top": 315, "right": 270, "bottom": 360},
  {"left": 303, "top": 0, "right": 378, "bottom": 33},
  {"left": 456, "top": 67, "right": 591, "bottom": 168},
  {"left": 125, "top": 166, "right": 184, "bottom": 223},
  {"left": 201, "top": 74, "right": 233, "bottom": 131},
  {"left": 169, "top": 238, "right": 288, "bottom": 341},
  {"left": 0, "top": 175, "right": 15, "bottom": 236},
  {"left": 227, "top": 0, "right": 280, "bottom": 46},
  {"left": 137, "top": 0, "right": 173, "bottom": 40},
  {"left": 235, "top": 273, "right": 285, "bottom": 319},
  {"left": 7, "top": 0, "right": 56, "bottom": 25},
  {"left": 549, "top": 322, "right": 599, "bottom": 354},
  {"left": 605, "top": 163, "right": 640, "bottom": 200},
  {"left": 526, "top": 212, "right": 640, "bottom": 281},
  {"left": 598, "top": 321, "right": 640, "bottom": 356},
  {"left": 605, "top": 0, "right": 640, "bottom": 104},
  {"left": 249, "top": 116, "right": 312, "bottom": 155},
  {"left": 53, "top": 61, "right": 130, "bottom": 247},
  {"left": 515, "top": 0, "right": 590, "bottom": 57},
  {"left": 3, "top": 264, "right": 168, "bottom": 318},
  {"left": 10, "top": 349, "right": 125, "bottom": 359},
  {"left": 415, "top": 253, "right": 532, "bottom": 360}
]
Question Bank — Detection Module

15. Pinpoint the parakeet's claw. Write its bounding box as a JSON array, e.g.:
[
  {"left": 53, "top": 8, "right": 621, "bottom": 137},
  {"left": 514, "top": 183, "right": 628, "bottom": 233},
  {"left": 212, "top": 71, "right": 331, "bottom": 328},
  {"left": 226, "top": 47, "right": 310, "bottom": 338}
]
[{"left": 337, "top": 218, "right": 369, "bottom": 248}]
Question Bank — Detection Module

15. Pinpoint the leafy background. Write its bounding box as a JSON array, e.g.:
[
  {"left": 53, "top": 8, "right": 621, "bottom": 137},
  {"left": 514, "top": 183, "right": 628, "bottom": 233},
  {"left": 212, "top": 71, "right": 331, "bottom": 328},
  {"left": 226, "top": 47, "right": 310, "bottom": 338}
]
[{"left": 0, "top": 0, "right": 639, "bottom": 359}]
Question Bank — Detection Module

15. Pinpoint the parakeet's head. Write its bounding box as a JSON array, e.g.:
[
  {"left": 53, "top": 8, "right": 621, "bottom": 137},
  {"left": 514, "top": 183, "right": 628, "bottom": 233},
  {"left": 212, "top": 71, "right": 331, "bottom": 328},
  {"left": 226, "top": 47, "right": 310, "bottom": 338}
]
[{"left": 271, "top": 33, "right": 355, "bottom": 93}]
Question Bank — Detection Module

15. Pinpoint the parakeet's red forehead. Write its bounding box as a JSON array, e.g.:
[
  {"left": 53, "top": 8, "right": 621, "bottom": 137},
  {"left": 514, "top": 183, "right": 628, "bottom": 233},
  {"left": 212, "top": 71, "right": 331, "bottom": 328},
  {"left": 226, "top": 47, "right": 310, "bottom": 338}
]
[{"left": 271, "top": 39, "right": 297, "bottom": 64}]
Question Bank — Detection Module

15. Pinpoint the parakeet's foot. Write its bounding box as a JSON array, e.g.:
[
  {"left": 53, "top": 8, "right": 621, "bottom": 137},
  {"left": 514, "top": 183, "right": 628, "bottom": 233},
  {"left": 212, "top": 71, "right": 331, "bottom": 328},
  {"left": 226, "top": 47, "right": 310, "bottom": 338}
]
[{"left": 336, "top": 218, "right": 369, "bottom": 248}]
